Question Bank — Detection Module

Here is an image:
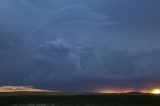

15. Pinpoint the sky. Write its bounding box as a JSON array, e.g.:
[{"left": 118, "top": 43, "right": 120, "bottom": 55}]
[{"left": 0, "top": 0, "right": 160, "bottom": 92}]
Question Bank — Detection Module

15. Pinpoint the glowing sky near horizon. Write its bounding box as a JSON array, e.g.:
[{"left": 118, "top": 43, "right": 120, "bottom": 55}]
[{"left": 0, "top": 0, "right": 160, "bottom": 92}]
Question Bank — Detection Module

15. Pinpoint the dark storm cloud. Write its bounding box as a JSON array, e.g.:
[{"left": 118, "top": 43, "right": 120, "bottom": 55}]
[{"left": 0, "top": 0, "right": 160, "bottom": 91}]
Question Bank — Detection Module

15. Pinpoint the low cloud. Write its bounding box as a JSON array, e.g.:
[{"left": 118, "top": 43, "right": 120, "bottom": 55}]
[{"left": 1, "top": 36, "right": 160, "bottom": 91}]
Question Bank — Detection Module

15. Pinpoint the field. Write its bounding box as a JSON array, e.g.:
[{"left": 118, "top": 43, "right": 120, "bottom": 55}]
[{"left": 0, "top": 92, "right": 160, "bottom": 106}]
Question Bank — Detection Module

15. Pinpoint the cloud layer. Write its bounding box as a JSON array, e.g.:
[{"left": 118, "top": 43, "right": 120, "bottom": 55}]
[{"left": 0, "top": 0, "right": 160, "bottom": 91}]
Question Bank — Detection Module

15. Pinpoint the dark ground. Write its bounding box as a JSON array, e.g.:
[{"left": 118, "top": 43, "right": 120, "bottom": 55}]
[{"left": 0, "top": 92, "right": 160, "bottom": 106}]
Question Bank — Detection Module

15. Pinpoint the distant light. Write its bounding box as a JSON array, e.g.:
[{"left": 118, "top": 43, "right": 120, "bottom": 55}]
[
  {"left": 97, "top": 89, "right": 133, "bottom": 94},
  {"left": 151, "top": 89, "right": 160, "bottom": 94}
]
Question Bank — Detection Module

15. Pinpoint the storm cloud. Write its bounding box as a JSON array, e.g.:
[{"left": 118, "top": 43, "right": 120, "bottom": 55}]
[{"left": 0, "top": 0, "right": 160, "bottom": 91}]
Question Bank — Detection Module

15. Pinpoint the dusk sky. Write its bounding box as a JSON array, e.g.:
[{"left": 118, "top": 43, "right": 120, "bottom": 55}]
[{"left": 0, "top": 0, "right": 160, "bottom": 92}]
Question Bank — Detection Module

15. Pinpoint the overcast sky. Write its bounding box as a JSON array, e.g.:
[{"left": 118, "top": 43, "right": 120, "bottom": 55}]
[{"left": 0, "top": 0, "right": 160, "bottom": 92}]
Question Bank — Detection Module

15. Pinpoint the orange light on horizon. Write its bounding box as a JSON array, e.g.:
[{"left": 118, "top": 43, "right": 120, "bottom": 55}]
[
  {"left": 0, "top": 86, "right": 53, "bottom": 92},
  {"left": 97, "top": 88, "right": 134, "bottom": 94},
  {"left": 150, "top": 89, "right": 160, "bottom": 94},
  {"left": 96, "top": 88, "right": 152, "bottom": 94}
]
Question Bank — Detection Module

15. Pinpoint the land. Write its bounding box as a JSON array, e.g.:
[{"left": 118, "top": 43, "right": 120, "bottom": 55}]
[{"left": 0, "top": 92, "right": 160, "bottom": 106}]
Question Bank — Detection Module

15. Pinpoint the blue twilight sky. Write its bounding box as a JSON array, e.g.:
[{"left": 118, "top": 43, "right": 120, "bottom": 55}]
[{"left": 0, "top": 0, "right": 160, "bottom": 92}]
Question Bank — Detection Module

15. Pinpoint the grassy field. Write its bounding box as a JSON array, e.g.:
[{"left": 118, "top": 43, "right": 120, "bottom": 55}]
[{"left": 0, "top": 92, "right": 160, "bottom": 106}]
